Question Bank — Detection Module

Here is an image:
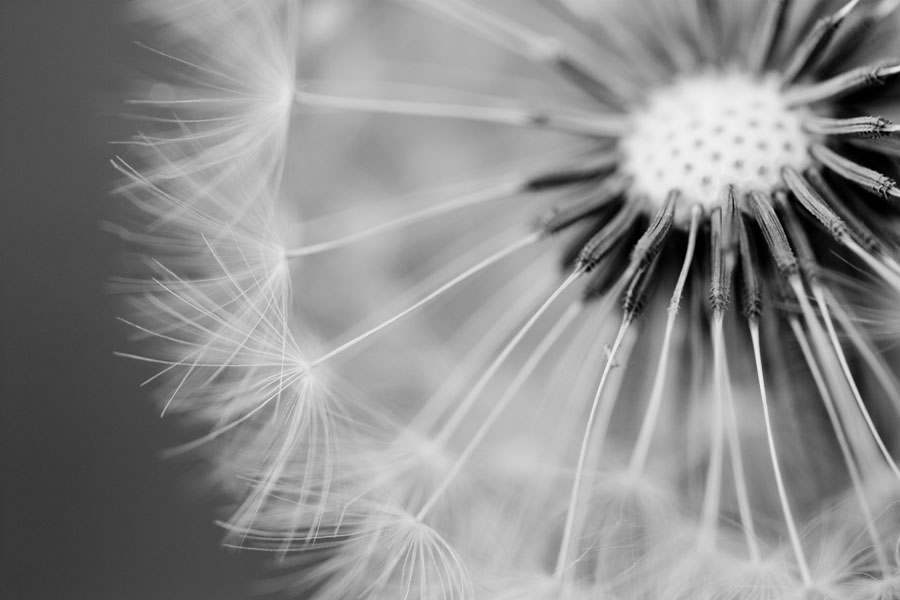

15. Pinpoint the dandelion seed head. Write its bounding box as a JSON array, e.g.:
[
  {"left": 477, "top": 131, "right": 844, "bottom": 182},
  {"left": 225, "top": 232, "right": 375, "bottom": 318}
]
[{"left": 118, "top": 0, "right": 900, "bottom": 597}]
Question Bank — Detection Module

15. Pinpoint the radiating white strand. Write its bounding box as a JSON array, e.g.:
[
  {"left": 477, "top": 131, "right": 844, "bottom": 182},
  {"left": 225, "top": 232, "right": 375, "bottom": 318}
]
[
  {"left": 628, "top": 205, "right": 701, "bottom": 478},
  {"left": 554, "top": 315, "right": 634, "bottom": 580},
  {"left": 407, "top": 0, "right": 632, "bottom": 103},
  {"left": 331, "top": 221, "right": 535, "bottom": 353},
  {"left": 844, "top": 238, "right": 900, "bottom": 295},
  {"left": 285, "top": 180, "right": 521, "bottom": 258},
  {"left": 807, "top": 284, "right": 900, "bottom": 484},
  {"left": 749, "top": 321, "right": 813, "bottom": 587},
  {"left": 522, "top": 308, "right": 621, "bottom": 561},
  {"left": 409, "top": 0, "right": 569, "bottom": 64},
  {"left": 412, "top": 268, "right": 554, "bottom": 432},
  {"left": 791, "top": 284, "right": 885, "bottom": 477},
  {"left": 552, "top": 292, "right": 633, "bottom": 575},
  {"left": 788, "top": 318, "right": 890, "bottom": 574},
  {"left": 718, "top": 327, "right": 762, "bottom": 563},
  {"left": 488, "top": 296, "right": 618, "bottom": 571},
  {"left": 699, "top": 313, "right": 727, "bottom": 549},
  {"left": 826, "top": 289, "right": 900, "bottom": 418},
  {"left": 311, "top": 231, "right": 542, "bottom": 367},
  {"left": 294, "top": 89, "right": 628, "bottom": 137},
  {"left": 683, "top": 291, "right": 709, "bottom": 497},
  {"left": 433, "top": 269, "right": 584, "bottom": 445},
  {"left": 415, "top": 303, "right": 582, "bottom": 521}
]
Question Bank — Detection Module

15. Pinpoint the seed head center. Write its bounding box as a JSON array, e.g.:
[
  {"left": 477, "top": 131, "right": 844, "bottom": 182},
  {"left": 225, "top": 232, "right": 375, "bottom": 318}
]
[{"left": 621, "top": 72, "right": 811, "bottom": 217}]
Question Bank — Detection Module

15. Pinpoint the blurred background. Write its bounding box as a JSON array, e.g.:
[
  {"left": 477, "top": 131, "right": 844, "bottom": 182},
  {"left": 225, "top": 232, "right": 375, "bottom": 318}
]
[{"left": 0, "top": 1, "right": 257, "bottom": 598}]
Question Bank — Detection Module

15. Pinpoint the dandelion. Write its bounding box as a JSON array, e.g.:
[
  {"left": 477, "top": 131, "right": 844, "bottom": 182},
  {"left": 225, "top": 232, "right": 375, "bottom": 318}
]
[{"left": 115, "top": 0, "right": 900, "bottom": 598}]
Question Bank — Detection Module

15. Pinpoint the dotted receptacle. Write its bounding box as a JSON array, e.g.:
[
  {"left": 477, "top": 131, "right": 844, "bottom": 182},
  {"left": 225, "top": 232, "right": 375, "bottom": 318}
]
[{"left": 621, "top": 72, "right": 811, "bottom": 220}]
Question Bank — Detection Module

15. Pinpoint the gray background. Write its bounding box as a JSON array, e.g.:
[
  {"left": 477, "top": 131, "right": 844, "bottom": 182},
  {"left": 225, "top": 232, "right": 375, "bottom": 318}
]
[{"left": 1, "top": 1, "right": 258, "bottom": 598}]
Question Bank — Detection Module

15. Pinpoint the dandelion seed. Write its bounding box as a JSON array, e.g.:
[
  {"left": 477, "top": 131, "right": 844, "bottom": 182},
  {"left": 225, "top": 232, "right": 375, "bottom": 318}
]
[{"left": 116, "top": 0, "right": 900, "bottom": 597}]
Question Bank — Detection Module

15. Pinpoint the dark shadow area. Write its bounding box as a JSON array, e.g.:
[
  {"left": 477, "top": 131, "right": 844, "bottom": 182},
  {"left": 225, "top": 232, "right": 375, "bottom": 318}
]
[{"left": 1, "top": 2, "right": 257, "bottom": 598}]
